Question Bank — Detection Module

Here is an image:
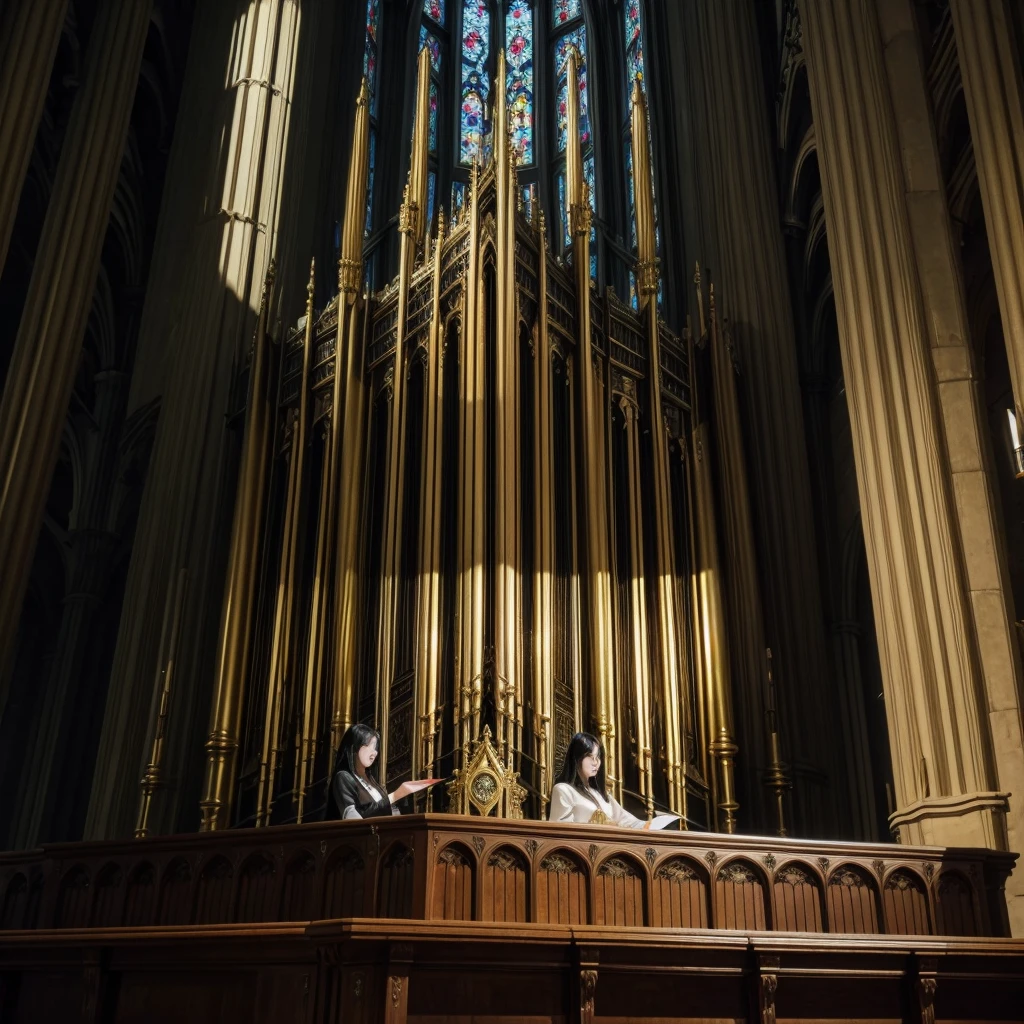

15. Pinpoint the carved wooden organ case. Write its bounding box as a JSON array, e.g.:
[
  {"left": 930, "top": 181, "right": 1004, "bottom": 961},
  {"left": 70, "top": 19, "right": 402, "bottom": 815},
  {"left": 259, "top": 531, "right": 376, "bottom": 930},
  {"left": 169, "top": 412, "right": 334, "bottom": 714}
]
[{"left": 206, "top": 52, "right": 742, "bottom": 835}]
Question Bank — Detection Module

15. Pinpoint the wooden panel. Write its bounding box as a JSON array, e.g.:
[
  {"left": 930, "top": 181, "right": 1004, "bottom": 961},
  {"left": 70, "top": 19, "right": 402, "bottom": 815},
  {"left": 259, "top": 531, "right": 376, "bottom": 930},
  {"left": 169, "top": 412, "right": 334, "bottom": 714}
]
[
  {"left": 714, "top": 859, "right": 766, "bottom": 930},
  {"left": 536, "top": 850, "right": 588, "bottom": 925},
  {"left": 157, "top": 857, "right": 192, "bottom": 925},
  {"left": 482, "top": 846, "right": 529, "bottom": 923},
  {"left": 236, "top": 854, "right": 278, "bottom": 923},
  {"left": 882, "top": 869, "right": 930, "bottom": 935},
  {"left": 280, "top": 851, "right": 317, "bottom": 920},
  {"left": 53, "top": 865, "right": 91, "bottom": 928},
  {"left": 826, "top": 864, "right": 879, "bottom": 933},
  {"left": 935, "top": 871, "right": 978, "bottom": 936},
  {"left": 433, "top": 844, "right": 475, "bottom": 920},
  {"left": 594, "top": 855, "right": 646, "bottom": 927},
  {"left": 91, "top": 862, "right": 124, "bottom": 927},
  {"left": 193, "top": 856, "right": 234, "bottom": 925},
  {"left": 0, "top": 874, "right": 28, "bottom": 930},
  {"left": 772, "top": 861, "right": 823, "bottom": 932},
  {"left": 323, "top": 847, "right": 365, "bottom": 919},
  {"left": 112, "top": 971, "right": 260, "bottom": 1024},
  {"left": 377, "top": 842, "right": 415, "bottom": 918},
  {"left": 651, "top": 856, "right": 708, "bottom": 928},
  {"left": 124, "top": 862, "right": 157, "bottom": 927}
]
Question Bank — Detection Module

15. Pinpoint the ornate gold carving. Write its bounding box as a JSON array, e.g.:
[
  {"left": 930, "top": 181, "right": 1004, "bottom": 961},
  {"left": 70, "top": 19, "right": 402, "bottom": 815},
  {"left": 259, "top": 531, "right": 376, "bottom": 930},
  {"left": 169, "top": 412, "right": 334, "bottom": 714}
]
[{"left": 446, "top": 726, "right": 527, "bottom": 818}]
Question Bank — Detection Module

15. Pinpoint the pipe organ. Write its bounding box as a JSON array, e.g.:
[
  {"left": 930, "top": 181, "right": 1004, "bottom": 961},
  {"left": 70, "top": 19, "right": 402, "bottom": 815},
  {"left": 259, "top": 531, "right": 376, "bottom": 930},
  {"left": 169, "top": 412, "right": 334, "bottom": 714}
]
[{"left": 193, "top": 49, "right": 746, "bottom": 834}]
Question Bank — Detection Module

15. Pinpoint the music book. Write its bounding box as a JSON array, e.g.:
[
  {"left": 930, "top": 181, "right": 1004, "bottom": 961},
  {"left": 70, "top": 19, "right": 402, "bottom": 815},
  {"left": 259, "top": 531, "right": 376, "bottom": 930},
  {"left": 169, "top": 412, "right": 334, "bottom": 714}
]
[{"left": 648, "top": 813, "right": 680, "bottom": 831}]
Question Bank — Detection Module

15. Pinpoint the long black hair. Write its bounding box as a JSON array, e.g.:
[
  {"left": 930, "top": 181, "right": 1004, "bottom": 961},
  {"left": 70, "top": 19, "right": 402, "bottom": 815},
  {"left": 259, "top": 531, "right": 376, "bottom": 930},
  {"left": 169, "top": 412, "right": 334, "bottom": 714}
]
[
  {"left": 555, "top": 732, "right": 608, "bottom": 799},
  {"left": 334, "top": 723, "right": 382, "bottom": 782}
]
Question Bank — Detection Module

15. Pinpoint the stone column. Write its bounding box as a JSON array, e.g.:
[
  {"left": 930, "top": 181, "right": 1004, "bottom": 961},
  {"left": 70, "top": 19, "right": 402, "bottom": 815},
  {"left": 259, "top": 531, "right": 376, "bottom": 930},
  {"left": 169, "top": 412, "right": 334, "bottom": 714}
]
[
  {"left": 878, "top": 0, "right": 1024, "bottom": 932},
  {"left": 0, "top": 0, "right": 152, "bottom": 691},
  {"left": 689, "top": 0, "right": 836, "bottom": 836},
  {"left": 799, "top": 0, "right": 1013, "bottom": 903},
  {"left": 85, "top": 0, "right": 331, "bottom": 839},
  {"left": 950, "top": 0, "right": 1024, "bottom": 427},
  {"left": 0, "top": 0, "right": 70, "bottom": 273}
]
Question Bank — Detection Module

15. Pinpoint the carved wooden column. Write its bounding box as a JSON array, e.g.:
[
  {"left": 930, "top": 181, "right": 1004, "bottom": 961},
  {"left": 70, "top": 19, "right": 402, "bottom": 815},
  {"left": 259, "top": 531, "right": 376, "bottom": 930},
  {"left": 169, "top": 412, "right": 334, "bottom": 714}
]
[
  {"left": 0, "top": 0, "right": 152, "bottom": 696},
  {"left": 0, "top": 0, "right": 70, "bottom": 274},
  {"left": 799, "top": 0, "right": 1009, "bottom": 862}
]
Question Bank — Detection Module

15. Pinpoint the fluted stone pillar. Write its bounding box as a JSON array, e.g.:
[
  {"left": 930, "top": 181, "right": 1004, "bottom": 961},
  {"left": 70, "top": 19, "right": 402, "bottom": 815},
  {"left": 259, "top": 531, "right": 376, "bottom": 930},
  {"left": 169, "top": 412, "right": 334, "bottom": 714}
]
[
  {"left": 950, "top": 0, "right": 1024, "bottom": 427},
  {"left": 688, "top": 0, "right": 836, "bottom": 835},
  {"left": 800, "top": 0, "right": 1018, "bottom": 928},
  {"left": 0, "top": 0, "right": 152, "bottom": 696},
  {"left": 0, "top": 0, "right": 70, "bottom": 274},
  {"left": 85, "top": 0, "right": 333, "bottom": 840},
  {"left": 876, "top": 0, "right": 1024, "bottom": 931}
]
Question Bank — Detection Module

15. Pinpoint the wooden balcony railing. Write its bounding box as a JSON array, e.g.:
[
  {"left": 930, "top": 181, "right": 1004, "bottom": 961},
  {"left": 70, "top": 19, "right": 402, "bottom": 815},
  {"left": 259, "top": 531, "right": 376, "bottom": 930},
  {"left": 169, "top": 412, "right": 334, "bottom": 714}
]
[{"left": 0, "top": 816, "right": 1014, "bottom": 937}]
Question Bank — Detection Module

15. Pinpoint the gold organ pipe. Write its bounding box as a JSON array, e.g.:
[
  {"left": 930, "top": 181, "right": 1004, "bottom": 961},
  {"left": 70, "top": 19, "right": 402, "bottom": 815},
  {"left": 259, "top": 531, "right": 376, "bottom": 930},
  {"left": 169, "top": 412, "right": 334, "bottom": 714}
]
[
  {"left": 493, "top": 49, "right": 523, "bottom": 757},
  {"left": 533, "top": 208, "right": 555, "bottom": 809},
  {"left": 416, "top": 209, "right": 446, "bottom": 792},
  {"left": 199, "top": 261, "right": 276, "bottom": 830},
  {"left": 135, "top": 567, "right": 188, "bottom": 838},
  {"left": 622, "top": 389, "right": 655, "bottom": 816},
  {"left": 377, "top": 49, "right": 430, "bottom": 776},
  {"left": 565, "top": 50, "right": 617, "bottom": 791},
  {"left": 689, "top": 278, "right": 739, "bottom": 833},
  {"left": 257, "top": 259, "right": 316, "bottom": 826},
  {"left": 330, "top": 77, "right": 373, "bottom": 752},
  {"left": 631, "top": 81, "right": 686, "bottom": 817}
]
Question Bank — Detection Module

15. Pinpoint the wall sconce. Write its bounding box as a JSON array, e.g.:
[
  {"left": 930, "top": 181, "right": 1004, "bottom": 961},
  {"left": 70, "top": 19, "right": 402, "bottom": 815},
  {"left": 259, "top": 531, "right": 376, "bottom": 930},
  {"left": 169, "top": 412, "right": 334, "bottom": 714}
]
[{"left": 1008, "top": 408, "right": 1024, "bottom": 479}]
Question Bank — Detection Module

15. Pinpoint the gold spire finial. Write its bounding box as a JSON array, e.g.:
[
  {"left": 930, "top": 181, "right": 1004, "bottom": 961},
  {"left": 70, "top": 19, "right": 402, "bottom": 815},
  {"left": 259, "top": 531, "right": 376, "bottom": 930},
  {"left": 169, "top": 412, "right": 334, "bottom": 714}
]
[
  {"left": 339, "top": 80, "right": 372, "bottom": 297},
  {"left": 630, "top": 79, "right": 658, "bottom": 303}
]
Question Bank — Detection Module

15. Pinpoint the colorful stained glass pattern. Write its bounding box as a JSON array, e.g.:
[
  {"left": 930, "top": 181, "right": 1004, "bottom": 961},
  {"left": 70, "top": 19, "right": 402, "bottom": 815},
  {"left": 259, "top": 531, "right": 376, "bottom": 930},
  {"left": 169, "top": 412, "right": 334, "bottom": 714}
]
[
  {"left": 423, "top": 0, "right": 444, "bottom": 24},
  {"left": 364, "top": 0, "right": 381, "bottom": 116},
  {"left": 506, "top": 0, "right": 534, "bottom": 164},
  {"left": 521, "top": 183, "right": 537, "bottom": 222},
  {"left": 366, "top": 0, "right": 380, "bottom": 41},
  {"left": 427, "top": 171, "right": 437, "bottom": 226},
  {"left": 420, "top": 25, "right": 442, "bottom": 73},
  {"left": 461, "top": 0, "right": 490, "bottom": 164},
  {"left": 552, "top": 0, "right": 582, "bottom": 27},
  {"left": 429, "top": 80, "right": 439, "bottom": 151},
  {"left": 365, "top": 130, "right": 377, "bottom": 236},
  {"left": 558, "top": 172, "right": 568, "bottom": 248},
  {"left": 626, "top": 34, "right": 644, "bottom": 90},
  {"left": 452, "top": 181, "right": 467, "bottom": 216},
  {"left": 624, "top": 0, "right": 641, "bottom": 47},
  {"left": 555, "top": 28, "right": 590, "bottom": 151}
]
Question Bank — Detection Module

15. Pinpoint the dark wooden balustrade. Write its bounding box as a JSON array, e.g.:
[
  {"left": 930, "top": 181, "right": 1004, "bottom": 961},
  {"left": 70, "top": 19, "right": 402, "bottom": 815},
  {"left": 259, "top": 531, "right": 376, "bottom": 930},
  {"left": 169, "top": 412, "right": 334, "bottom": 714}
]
[{"left": 0, "top": 815, "right": 1014, "bottom": 937}]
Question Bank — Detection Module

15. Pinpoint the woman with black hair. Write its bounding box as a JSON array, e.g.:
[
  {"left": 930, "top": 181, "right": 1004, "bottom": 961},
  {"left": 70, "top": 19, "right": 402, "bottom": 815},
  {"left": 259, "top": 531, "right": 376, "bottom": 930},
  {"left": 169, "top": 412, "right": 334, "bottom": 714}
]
[
  {"left": 548, "top": 731, "right": 649, "bottom": 828},
  {"left": 331, "top": 723, "right": 426, "bottom": 819}
]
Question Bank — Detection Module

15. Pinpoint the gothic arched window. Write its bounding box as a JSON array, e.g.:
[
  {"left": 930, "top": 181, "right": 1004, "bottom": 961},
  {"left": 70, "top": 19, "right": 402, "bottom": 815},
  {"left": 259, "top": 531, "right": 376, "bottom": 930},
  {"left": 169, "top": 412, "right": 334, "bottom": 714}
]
[
  {"left": 363, "top": 0, "right": 383, "bottom": 237},
  {"left": 622, "top": 0, "right": 661, "bottom": 308},
  {"left": 394, "top": 0, "right": 665, "bottom": 289},
  {"left": 420, "top": 0, "right": 448, "bottom": 225}
]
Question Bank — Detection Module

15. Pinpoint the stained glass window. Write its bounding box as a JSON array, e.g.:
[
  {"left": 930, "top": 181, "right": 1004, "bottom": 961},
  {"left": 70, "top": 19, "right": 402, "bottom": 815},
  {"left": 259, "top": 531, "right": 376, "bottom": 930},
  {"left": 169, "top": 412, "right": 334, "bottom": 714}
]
[
  {"left": 420, "top": 25, "right": 442, "bottom": 73},
  {"left": 363, "top": 0, "right": 382, "bottom": 236},
  {"left": 365, "top": 131, "right": 376, "bottom": 236},
  {"left": 522, "top": 183, "right": 537, "bottom": 223},
  {"left": 552, "top": 0, "right": 582, "bottom": 28},
  {"left": 452, "top": 181, "right": 467, "bottom": 216},
  {"left": 460, "top": 0, "right": 491, "bottom": 164},
  {"left": 428, "top": 171, "right": 437, "bottom": 225},
  {"left": 429, "top": 80, "right": 439, "bottom": 152},
  {"left": 423, "top": 0, "right": 444, "bottom": 24},
  {"left": 506, "top": 0, "right": 534, "bottom": 164},
  {"left": 555, "top": 28, "right": 590, "bottom": 152}
]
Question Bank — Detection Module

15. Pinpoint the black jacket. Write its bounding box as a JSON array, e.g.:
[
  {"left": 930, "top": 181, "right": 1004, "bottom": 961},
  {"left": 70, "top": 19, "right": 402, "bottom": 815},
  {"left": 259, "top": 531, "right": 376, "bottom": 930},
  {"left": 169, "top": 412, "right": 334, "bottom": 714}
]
[{"left": 332, "top": 770, "right": 395, "bottom": 819}]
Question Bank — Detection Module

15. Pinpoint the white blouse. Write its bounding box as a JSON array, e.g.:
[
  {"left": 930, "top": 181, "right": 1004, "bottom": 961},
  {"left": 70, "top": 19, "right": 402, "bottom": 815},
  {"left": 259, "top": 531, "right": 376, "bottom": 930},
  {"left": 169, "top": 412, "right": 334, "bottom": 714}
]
[{"left": 548, "top": 782, "right": 645, "bottom": 828}]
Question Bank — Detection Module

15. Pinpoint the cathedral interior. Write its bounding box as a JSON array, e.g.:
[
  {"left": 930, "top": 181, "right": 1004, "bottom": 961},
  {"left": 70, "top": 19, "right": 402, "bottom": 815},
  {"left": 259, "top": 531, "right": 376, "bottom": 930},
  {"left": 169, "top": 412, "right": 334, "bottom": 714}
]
[{"left": 2, "top": 0, "right": 1024, "bottom": 1020}]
